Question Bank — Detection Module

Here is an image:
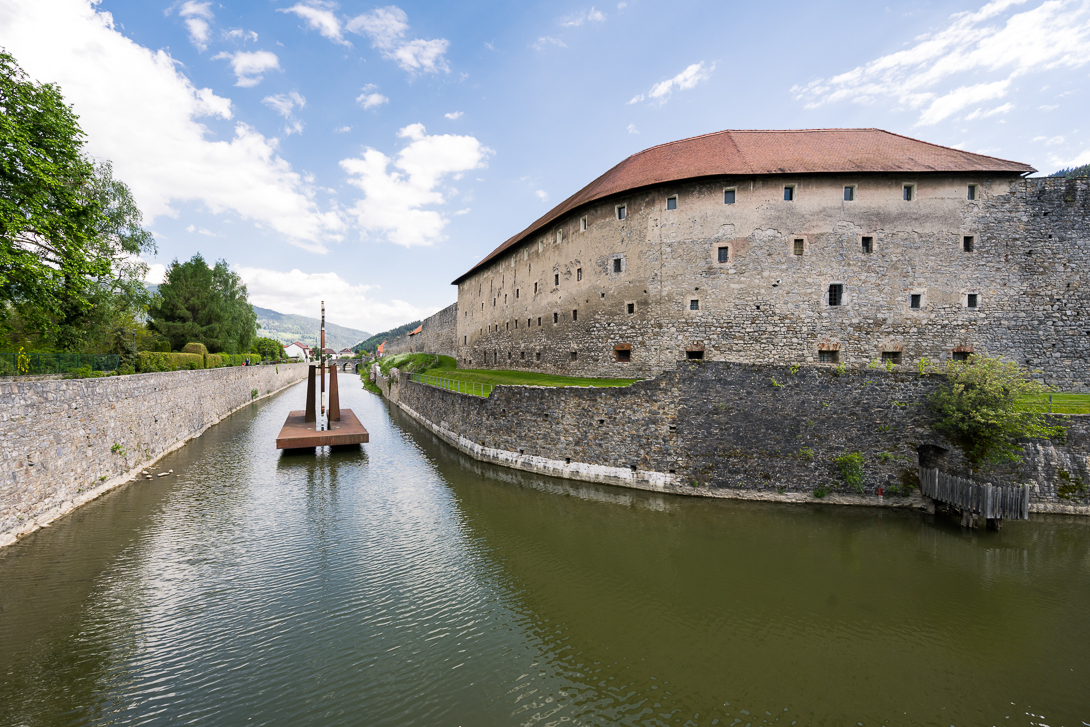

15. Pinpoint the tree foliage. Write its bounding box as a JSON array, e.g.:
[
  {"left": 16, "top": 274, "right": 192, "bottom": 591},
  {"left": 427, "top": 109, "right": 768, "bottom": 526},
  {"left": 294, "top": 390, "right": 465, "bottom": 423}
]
[
  {"left": 148, "top": 254, "right": 257, "bottom": 354},
  {"left": 0, "top": 50, "right": 155, "bottom": 351},
  {"left": 929, "top": 355, "right": 1066, "bottom": 466},
  {"left": 251, "top": 336, "right": 284, "bottom": 361}
]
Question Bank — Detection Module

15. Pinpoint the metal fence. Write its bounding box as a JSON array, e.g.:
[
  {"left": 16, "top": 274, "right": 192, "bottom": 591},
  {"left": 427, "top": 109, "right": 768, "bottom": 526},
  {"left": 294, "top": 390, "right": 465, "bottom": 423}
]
[
  {"left": 0, "top": 352, "right": 121, "bottom": 376},
  {"left": 410, "top": 372, "right": 492, "bottom": 398}
]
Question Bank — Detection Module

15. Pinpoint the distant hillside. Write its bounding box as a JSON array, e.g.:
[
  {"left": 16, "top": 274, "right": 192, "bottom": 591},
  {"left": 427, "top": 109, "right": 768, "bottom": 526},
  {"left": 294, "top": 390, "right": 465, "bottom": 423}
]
[
  {"left": 1050, "top": 164, "right": 1090, "bottom": 178},
  {"left": 354, "top": 320, "right": 422, "bottom": 354},
  {"left": 253, "top": 306, "right": 370, "bottom": 351}
]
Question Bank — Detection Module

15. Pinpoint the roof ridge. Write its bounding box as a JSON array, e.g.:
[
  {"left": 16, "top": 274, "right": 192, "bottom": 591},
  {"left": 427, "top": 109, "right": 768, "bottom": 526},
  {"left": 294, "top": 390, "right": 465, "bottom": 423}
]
[
  {"left": 875, "top": 127, "right": 1030, "bottom": 168},
  {"left": 625, "top": 128, "right": 885, "bottom": 161}
]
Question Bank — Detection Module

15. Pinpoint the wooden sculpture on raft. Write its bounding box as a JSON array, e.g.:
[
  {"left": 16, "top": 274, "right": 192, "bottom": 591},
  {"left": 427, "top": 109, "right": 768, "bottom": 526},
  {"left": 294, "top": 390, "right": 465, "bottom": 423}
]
[{"left": 275, "top": 301, "right": 369, "bottom": 450}]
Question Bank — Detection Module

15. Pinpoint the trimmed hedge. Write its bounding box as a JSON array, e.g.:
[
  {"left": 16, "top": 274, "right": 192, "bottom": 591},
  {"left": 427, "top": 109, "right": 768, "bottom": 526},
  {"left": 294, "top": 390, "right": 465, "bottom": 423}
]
[
  {"left": 135, "top": 351, "right": 258, "bottom": 372},
  {"left": 182, "top": 342, "right": 209, "bottom": 355}
]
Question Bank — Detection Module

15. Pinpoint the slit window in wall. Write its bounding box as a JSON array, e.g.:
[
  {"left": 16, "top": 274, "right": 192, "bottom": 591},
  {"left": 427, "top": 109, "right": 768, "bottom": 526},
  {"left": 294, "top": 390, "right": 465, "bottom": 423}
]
[
  {"left": 861, "top": 236, "right": 873, "bottom": 254},
  {"left": 724, "top": 189, "right": 736, "bottom": 204},
  {"left": 666, "top": 195, "right": 677, "bottom": 210},
  {"left": 520, "top": 351, "right": 525, "bottom": 360},
  {"left": 903, "top": 184, "right": 915, "bottom": 201},
  {"left": 963, "top": 235, "right": 974, "bottom": 252},
  {"left": 570, "top": 351, "right": 578, "bottom": 361},
  {"left": 614, "top": 345, "right": 631, "bottom": 362},
  {"left": 504, "top": 294, "right": 507, "bottom": 304},
  {"left": 689, "top": 299, "right": 700, "bottom": 311},
  {"left": 910, "top": 293, "right": 922, "bottom": 309},
  {"left": 580, "top": 216, "right": 587, "bottom": 231},
  {"left": 967, "top": 184, "right": 978, "bottom": 201},
  {"left": 881, "top": 351, "right": 902, "bottom": 365},
  {"left": 535, "top": 351, "right": 541, "bottom": 361},
  {"left": 553, "top": 312, "right": 558, "bottom": 324},
  {"left": 538, "top": 317, "right": 542, "bottom": 326},
  {"left": 613, "top": 258, "right": 622, "bottom": 273},
  {"left": 516, "top": 289, "right": 519, "bottom": 299},
  {"left": 828, "top": 284, "right": 843, "bottom": 306},
  {"left": 952, "top": 351, "right": 971, "bottom": 361},
  {"left": 784, "top": 185, "right": 795, "bottom": 201},
  {"left": 819, "top": 350, "right": 839, "bottom": 364},
  {"left": 844, "top": 185, "right": 855, "bottom": 201},
  {"left": 967, "top": 293, "right": 979, "bottom": 309},
  {"left": 627, "top": 303, "right": 635, "bottom": 315},
  {"left": 534, "top": 282, "right": 538, "bottom": 294},
  {"left": 572, "top": 309, "right": 578, "bottom": 321},
  {"left": 718, "top": 246, "right": 730, "bottom": 263},
  {"left": 686, "top": 350, "right": 704, "bottom": 360},
  {"left": 527, "top": 318, "right": 531, "bottom": 327},
  {"left": 793, "top": 238, "right": 804, "bottom": 256},
  {"left": 577, "top": 268, "right": 583, "bottom": 281},
  {"left": 616, "top": 205, "right": 626, "bottom": 220},
  {"left": 554, "top": 273, "right": 559, "bottom": 286},
  {"left": 464, "top": 336, "right": 467, "bottom": 344}
]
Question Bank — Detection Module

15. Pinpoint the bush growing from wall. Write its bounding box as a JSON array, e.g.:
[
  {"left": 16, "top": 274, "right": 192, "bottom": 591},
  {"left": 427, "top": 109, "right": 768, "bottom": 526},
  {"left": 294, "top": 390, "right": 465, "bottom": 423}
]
[{"left": 182, "top": 342, "right": 209, "bottom": 356}]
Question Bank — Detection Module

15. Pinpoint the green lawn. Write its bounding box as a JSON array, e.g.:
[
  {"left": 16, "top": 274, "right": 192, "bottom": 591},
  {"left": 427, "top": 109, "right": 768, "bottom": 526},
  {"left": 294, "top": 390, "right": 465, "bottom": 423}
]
[
  {"left": 1015, "top": 393, "right": 1090, "bottom": 414},
  {"left": 420, "top": 367, "right": 639, "bottom": 388}
]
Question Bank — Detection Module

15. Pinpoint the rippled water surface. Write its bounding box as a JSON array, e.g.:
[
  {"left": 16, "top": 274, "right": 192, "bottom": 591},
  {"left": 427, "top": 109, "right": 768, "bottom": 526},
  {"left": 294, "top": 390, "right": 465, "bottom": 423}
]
[{"left": 2, "top": 380, "right": 1089, "bottom": 726}]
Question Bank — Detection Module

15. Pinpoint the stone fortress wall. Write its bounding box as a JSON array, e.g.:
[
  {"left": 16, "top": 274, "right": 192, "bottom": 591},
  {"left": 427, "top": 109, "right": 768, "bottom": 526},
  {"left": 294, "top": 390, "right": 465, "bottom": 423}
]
[
  {"left": 0, "top": 363, "right": 309, "bottom": 548},
  {"left": 452, "top": 176, "right": 1090, "bottom": 390},
  {"left": 382, "top": 302, "right": 458, "bottom": 359},
  {"left": 373, "top": 360, "right": 1090, "bottom": 513}
]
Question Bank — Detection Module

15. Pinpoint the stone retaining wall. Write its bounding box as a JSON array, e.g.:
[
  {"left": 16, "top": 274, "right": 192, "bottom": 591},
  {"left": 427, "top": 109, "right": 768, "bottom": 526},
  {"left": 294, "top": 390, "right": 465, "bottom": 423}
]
[
  {"left": 373, "top": 361, "right": 1090, "bottom": 513},
  {"left": 383, "top": 303, "right": 458, "bottom": 358},
  {"left": 0, "top": 363, "right": 309, "bottom": 547}
]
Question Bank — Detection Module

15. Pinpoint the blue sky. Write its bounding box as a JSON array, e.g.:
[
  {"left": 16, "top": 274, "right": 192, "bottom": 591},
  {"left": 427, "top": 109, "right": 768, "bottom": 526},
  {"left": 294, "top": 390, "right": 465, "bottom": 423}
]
[{"left": 1, "top": 0, "right": 1088, "bottom": 334}]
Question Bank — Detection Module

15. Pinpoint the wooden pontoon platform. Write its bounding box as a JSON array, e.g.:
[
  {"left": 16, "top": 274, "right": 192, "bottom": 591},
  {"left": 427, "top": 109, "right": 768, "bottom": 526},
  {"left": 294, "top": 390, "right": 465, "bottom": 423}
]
[{"left": 276, "top": 355, "right": 368, "bottom": 450}]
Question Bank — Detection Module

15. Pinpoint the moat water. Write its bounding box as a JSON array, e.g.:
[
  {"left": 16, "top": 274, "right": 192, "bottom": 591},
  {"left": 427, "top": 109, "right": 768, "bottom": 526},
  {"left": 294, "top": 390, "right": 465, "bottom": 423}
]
[{"left": 1, "top": 381, "right": 1088, "bottom": 726}]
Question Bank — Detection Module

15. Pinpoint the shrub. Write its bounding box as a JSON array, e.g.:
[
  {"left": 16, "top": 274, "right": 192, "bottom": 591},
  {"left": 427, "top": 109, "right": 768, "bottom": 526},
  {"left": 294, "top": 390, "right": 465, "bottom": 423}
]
[
  {"left": 155, "top": 339, "right": 172, "bottom": 353},
  {"left": 834, "top": 452, "right": 865, "bottom": 492},
  {"left": 205, "top": 353, "right": 224, "bottom": 368},
  {"left": 136, "top": 351, "right": 205, "bottom": 372},
  {"left": 182, "top": 342, "right": 209, "bottom": 356},
  {"left": 929, "top": 355, "right": 1067, "bottom": 466},
  {"left": 813, "top": 485, "right": 829, "bottom": 498}
]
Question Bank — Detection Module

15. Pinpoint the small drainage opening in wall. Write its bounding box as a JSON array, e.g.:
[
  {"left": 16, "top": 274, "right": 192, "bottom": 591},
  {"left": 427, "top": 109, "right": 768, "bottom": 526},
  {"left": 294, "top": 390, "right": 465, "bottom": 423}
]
[
  {"left": 519, "top": 448, "right": 524, "bottom": 455},
  {"left": 565, "top": 457, "right": 571, "bottom": 465},
  {"left": 669, "top": 469, "right": 676, "bottom": 474},
  {"left": 598, "top": 419, "right": 605, "bottom": 425},
  {"left": 630, "top": 464, "right": 637, "bottom": 472}
]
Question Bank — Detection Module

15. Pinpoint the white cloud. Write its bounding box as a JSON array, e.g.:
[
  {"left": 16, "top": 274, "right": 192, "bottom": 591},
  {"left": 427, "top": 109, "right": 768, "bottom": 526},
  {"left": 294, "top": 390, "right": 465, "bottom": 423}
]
[
  {"left": 179, "top": 1, "right": 213, "bottom": 51},
  {"left": 237, "top": 267, "right": 438, "bottom": 333},
  {"left": 356, "top": 85, "right": 389, "bottom": 109},
  {"left": 444, "top": 110, "right": 463, "bottom": 120},
  {"left": 532, "top": 36, "right": 566, "bottom": 50},
  {"left": 334, "top": 125, "right": 352, "bottom": 133},
  {"left": 792, "top": 0, "right": 1090, "bottom": 125},
  {"left": 630, "top": 61, "right": 714, "bottom": 105},
  {"left": 263, "top": 90, "right": 306, "bottom": 117},
  {"left": 1048, "top": 146, "right": 1090, "bottom": 169},
  {"left": 535, "top": 189, "right": 549, "bottom": 202},
  {"left": 561, "top": 6, "right": 606, "bottom": 26},
  {"left": 144, "top": 262, "right": 167, "bottom": 284},
  {"left": 1039, "top": 103, "right": 1059, "bottom": 110},
  {"left": 345, "top": 6, "right": 450, "bottom": 74},
  {"left": 617, "top": 1, "right": 627, "bottom": 8},
  {"left": 0, "top": 0, "right": 343, "bottom": 252},
  {"left": 213, "top": 50, "right": 281, "bottom": 87},
  {"left": 626, "top": 123, "right": 639, "bottom": 134},
  {"left": 339, "top": 123, "right": 492, "bottom": 247},
  {"left": 224, "top": 28, "right": 258, "bottom": 43},
  {"left": 185, "top": 224, "right": 219, "bottom": 236},
  {"left": 278, "top": 1, "right": 350, "bottom": 46},
  {"left": 963, "top": 101, "right": 1014, "bottom": 120}
]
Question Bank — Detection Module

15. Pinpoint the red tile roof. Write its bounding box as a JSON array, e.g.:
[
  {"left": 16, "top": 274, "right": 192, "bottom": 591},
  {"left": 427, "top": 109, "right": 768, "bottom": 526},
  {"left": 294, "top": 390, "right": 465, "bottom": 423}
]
[{"left": 452, "top": 128, "right": 1035, "bottom": 284}]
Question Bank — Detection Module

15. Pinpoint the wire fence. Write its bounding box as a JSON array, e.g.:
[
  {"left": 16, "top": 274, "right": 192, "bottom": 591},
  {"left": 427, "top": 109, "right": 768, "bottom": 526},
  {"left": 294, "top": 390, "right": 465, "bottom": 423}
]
[
  {"left": 410, "top": 373, "right": 493, "bottom": 398},
  {"left": 1017, "top": 393, "right": 1090, "bottom": 415},
  {"left": 0, "top": 352, "right": 121, "bottom": 376}
]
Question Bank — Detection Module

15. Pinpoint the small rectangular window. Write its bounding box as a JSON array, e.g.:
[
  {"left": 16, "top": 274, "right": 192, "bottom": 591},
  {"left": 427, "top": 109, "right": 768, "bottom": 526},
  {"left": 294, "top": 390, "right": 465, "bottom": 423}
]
[
  {"left": 666, "top": 196, "right": 677, "bottom": 210},
  {"left": 952, "top": 351, "right": 971, "bottom": 362},
  {"left": 554, "top": 273, "right": 559, "bottom": 286},
  {"left": 724, "top": 189, "right": 736, "bottom": 204},
  {"left": 572, "top": 309, "right": 578, "bottom": 321},
  {"left": 963, "top": 235, "right": 974, "bottom": 252},
  {"left": 819, "top": 350, "right": 839, "bottom": 364},
  {"left": 553, "top": 312, "right": 558, "bottom": 324},
  {"left": 967, "top": 293, "right": 978, "bottom": 308},
  {"left": 861, "top": 236, "right": 873, "bottom": 254},
  {"left": 464, "top": 335, "right": 467, "bottom": 344},
  {"left": 718, "top": 246, "right": 729, "bottom": 263},
  {"left": 504, "top": 294, "right": 507, "bottom": 304},
  {"left": 910, "top": 294, "right": 922, "bottom": 309},
  {"left": 686, "top": 350, "right": 704, "bottom": 360},
  {"left": 881, "top": 351, "right": 901, "bottom": 365},
  {"left": 535, "top": 351, "right": 541, "bottom": 360},
  {"left": 903, "top": 184, "right": 914, "bottom": 201},
  {"left": 967, "top": 185, "right": 978, "bottom": 201},
  {"left": 577, "top": 268, "right": 582, "bottom": 281},
  {"left": 538, "top": 317, "right": 541, "bottom": 326},
  {"left": 516, "top": 289, "right": 519, "bottom": 298},
  {"left": 556, "top": 230, "right": 562, "bottom": 244},
  {"left": 534, "top": 282, "right": 538, "bottom": 293},
  {"left": 580, "top": 216, "right": 587, "bottom": 231},
  {"left": 784, "top": 186, "right": 795, "bottom": 202},
  {"left": 570, "top": 351, "right": 578, "bottom": 361},
  {"left": 793, "top": 239, "right": 804, "bottom": 256},
  {"left": 493, "top": 297, "right": 496, "bottom": 306},
  {"left": 844, "top": 186, "right": 855, "bottom": 201},
  {"left": 626, "top": 303, "right": 635, "bottom": 314},
  {"left": 828, "top": 284, "right": 843, "bottom": 306},
  {"left": 613, "top": 258, "right": 622, "bottom": 273},
  {"left": 690, "top": 299, "right": 700, "bottom": 311},
  {"left": 527, "top": 318, "right": 531, "bottom": 327},
  {"left": 615, "top": 348, "right": 631, "bottom": 362},
  {"left": 617, "top": 205, "right": 626, "bottom": 220}
]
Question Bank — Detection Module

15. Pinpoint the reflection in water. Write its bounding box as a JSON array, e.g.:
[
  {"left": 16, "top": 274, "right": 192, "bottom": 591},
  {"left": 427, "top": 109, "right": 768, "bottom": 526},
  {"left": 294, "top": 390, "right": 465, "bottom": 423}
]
[{"left": 0, "top": 381, "right": 1088, "bottom": 727}]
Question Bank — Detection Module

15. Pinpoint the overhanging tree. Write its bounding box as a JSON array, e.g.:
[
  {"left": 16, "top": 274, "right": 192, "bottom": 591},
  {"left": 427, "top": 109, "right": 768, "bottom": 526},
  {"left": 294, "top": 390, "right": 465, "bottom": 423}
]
[{"left": 149, "top": 254, "right": 257, "bottom": 353}]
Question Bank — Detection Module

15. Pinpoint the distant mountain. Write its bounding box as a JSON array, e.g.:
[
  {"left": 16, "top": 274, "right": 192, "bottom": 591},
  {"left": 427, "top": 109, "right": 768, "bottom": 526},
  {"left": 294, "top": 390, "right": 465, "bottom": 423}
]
[
  {"left": 253, "top": 306, "right": 370, "bottom": 351},
  {"left": 354, "top": 320, "right": 422, "bottom": 353},
  {"left": 1050, "top": 164, "right": 1090, "bottom": 178}
]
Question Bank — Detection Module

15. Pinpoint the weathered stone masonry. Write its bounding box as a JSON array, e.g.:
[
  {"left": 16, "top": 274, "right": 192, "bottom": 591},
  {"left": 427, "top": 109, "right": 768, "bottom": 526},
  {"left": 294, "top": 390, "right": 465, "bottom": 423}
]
[
  {"left": 374, "top": 361, "right": 1090, "bottom": 513},
  {"left": 382, "top": 302, "right": 458, "bottom": 358},
  {"left": 0, "top": 363, "right": 309, "bottom": 547}
]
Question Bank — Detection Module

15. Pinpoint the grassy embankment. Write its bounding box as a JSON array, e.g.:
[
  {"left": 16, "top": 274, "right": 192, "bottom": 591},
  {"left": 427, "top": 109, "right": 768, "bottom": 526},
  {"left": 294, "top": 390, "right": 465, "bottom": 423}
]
[{"left": 364, "top": 353, "right": 639, "bottom": 396}]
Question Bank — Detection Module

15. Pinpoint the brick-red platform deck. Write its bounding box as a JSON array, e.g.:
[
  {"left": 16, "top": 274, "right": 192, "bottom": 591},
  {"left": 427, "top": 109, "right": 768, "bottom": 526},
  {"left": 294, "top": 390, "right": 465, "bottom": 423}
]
[{"left": 275, "top": 409, "right": 369, "bottom": 449}]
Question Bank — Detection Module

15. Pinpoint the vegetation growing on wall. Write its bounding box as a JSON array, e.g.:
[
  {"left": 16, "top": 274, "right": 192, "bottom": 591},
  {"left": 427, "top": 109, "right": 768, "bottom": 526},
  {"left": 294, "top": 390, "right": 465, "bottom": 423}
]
[{"left": 929, "top": 355, "right": 1067, "bottom": 467}]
